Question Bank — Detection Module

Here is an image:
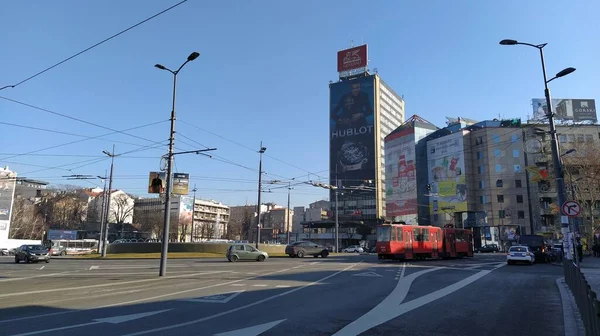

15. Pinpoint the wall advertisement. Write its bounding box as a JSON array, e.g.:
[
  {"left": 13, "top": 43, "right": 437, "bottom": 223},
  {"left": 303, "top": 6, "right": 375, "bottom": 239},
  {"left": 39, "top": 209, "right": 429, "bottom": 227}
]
[
  {"left": 330, "top": 75, "right": 376, "bottom": 195},
  {"left": 385, "top": 128, "right": 417, "bottom": 217},
  {"left": 173, "top": 173, "right": 190, "bottom": 195},
  {"left": 427, "top": 131, "right": 467, "bottom": 214},
  {"left": 531, "top": 98, "right": 597, "bottom": 122}
]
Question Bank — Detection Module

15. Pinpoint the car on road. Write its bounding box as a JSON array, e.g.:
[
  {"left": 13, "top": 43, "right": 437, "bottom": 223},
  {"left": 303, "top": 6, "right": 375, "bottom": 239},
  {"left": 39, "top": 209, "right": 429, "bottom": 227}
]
[
  {"left": 285, "top": 241, "right": 329, "bottom": 258},
  {"left": 343, "top": 245, "right": 364, "bottom": 253},
  {"left": 476, "top": 244, "right": 499, "bottom": 253},
  {"left": 14, "top": 244, "right": 50, "bottom": 263},
  {"left": 506, "top": 245, "right": 534, "bottom": 265},
  {"left": 226, "top": 244, "right": 268, "bottom": 262}
]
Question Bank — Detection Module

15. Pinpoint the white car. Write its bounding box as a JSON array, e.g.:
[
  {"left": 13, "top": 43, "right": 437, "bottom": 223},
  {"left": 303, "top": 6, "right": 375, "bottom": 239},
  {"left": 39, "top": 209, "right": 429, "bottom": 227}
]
[
  {"left": 507, "top": 245, "right": 535, "bottom": 265},
  {"left": 343, "top": 245, "right": 364, "bottom": 253}
]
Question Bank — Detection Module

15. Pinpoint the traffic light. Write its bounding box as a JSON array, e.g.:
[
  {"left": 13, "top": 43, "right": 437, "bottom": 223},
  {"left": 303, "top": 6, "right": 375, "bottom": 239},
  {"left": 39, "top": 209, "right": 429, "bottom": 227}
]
[{"left": 426, "top": 184, "right": 431, "bottom": 192}]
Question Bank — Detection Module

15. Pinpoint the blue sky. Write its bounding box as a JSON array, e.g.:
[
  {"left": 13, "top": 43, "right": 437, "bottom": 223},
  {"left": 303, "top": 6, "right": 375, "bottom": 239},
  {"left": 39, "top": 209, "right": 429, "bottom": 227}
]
[{"left": 1, "top": 0, "right": 598, "bottom": 208}]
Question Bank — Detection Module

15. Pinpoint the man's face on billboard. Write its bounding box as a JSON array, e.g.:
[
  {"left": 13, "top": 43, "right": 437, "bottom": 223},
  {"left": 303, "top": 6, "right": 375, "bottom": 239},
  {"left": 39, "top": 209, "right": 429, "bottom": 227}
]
[{"left": 351, "top": 83, "right": 361, "bottom": 96}]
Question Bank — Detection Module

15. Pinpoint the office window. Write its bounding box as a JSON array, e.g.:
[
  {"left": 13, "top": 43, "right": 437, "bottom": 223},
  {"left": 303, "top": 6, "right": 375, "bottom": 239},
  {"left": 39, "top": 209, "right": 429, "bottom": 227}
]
[
  {"left": 492, "top": 134, "right": 500, "bottom": 144},
  {"left": 518, "top": 211, "right": 525, "bottom": 219},
  {"left": 476, "top": 136, "right": 484, "bottom": 145},
  {"left": 511, "top": 134, "right": 518, "bottom": 143},
  {"left": 577, "top": 134, "right": 585, "bottom": 143},
  {"left": 496, "top": 179, "right": 503, "bottom": 187},
  {"left": 515, "top": 179, "right": 522, "bottom": 188},
  {"left": 514, "top": 165, "right": 521, "bottom": 173},
  {"left": 517, "top": 195, "right": 524, "bottom": 203},
  {"left": 559, "top": 134, "right": 567, "bottom": 143},
  {"left": 513, "top": 149, "right": 520, "bottom": 158},
  {"left": 477, "top": 151, "right": 482, "bottom": 160},
  {"left": 479, "top": 180, "right": 485, "bottom": 189},
  {"left": 478, "top": 165, "right": 484, "bottom": 174},
  {"left": 499, "top": 210, "right": 506, "bottom": 218},
  {"left": 494, "top": 149, "right": 502, "bottom": 157},
  {"left": 586, "top": 134, "right": 594, "bottom": 143},
  {"left": 497, "top": 195, "right": 504, "bottom": 203},
  {"left": 480, "top": 196, "right": 487, "bottom": 204},
  {"left": 495, "top": 164, "right": 502, "bottom": 173}
]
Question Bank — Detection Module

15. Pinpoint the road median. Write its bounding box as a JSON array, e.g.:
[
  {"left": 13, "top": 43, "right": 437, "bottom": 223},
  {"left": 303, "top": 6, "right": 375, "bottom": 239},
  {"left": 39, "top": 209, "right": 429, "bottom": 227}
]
[{"left": 59, "top": 252, "right": 291, "bottom": 260}]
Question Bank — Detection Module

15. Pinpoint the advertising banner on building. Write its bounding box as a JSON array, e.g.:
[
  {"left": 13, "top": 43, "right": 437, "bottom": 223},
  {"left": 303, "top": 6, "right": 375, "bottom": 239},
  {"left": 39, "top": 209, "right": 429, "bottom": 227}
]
[
  {"left": 330, "top": 75, "right": 376, "bottom": 193},
  {"left": 173, "top": 173, "right": 190, "bottom": 195},
  {"left": 48, "top": 230, "right": 78, "bottom": 240},
  {"left": 427, "top": 131, "right": 468, "bottom": 214},
  {"left": 0, "top": 168, "right": 16, "bottom": 224},
  {"left": 337, "top": 44, "right": 368, "bottom": 73},
  {"left": 148, "top": 172, "right": 166, "bottom": 194},
  {"left": 384, "top": 128, "right": 417, "bottom": 218},
  {"left": 531, "top": 98, "right": 597, "bottom": 122}
]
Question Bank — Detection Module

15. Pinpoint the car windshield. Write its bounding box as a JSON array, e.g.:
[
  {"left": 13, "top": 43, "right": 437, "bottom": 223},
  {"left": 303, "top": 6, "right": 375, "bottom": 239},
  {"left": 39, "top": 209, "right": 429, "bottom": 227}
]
[{"left": 27, "top": 245, "right": 46, "bottom": 250}]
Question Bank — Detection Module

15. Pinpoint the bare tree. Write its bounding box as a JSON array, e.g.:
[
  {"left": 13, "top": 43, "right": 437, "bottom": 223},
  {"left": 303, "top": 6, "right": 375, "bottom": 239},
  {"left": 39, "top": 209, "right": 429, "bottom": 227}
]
[
  {"left": 241, "top": 209, "right": 253, "bottom": 240},
  {"left": 178, "top": 215, "right": 192, "bottom": 242},
  {"left": 9, "top": 198, "right": 44, "bottom": 240},
  {"left": 205, "top": 222, "right": 216, "bottom": 240},
  {"left": 112, "top": 194, "right": 133, "bottom": 225},
  {"left": 344, "top": 227, "right": 357, "bottom": 246},
  {"left": 45, "top": 191, "right": 87, "bottom": 230},
  {"left": 563, "top": 140, "right": 600, "bottom": 238}
]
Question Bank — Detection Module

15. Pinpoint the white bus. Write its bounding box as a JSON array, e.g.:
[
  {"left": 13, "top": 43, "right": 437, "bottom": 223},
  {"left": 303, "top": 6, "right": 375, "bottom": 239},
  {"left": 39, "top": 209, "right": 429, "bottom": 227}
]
[{"left": 46, "top": 239, "right": 99, "bottom": 256}]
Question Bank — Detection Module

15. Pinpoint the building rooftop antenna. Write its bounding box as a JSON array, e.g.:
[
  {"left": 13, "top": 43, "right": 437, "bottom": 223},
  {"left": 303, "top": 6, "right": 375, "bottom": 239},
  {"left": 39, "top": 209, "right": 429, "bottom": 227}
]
[{"left": 350, "top": 40, "right": 354, "bottom": 47}]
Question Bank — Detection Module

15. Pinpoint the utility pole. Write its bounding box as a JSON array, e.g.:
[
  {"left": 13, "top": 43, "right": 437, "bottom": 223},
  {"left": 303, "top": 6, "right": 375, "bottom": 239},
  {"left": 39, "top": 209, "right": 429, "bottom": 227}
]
[
  {"left": 155, "top": 51, "right": 200, "bottom": 277},
  {"left": 286, "top": 181, "right": 293, "bottom": 245},
  {"left": 191, "top": 184, "right": 197, "bottom": 242},
  {"left": 98, "top": 171, "right": 108, "bottom": 254},
  {"left": 256, "top": 142, "right": 267, "bottom": 248},
  {"left": 101, "top": 145, "right": 116, "bottom": 257},
  {"left": 335, "top": 165, "right": 339, "bottom": 253}
]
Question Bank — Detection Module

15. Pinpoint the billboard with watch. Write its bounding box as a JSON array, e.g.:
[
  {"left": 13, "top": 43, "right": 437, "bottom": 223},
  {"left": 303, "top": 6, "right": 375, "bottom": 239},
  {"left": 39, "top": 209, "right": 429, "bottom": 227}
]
[{"left": 329, "top": 75, "right": 376, "bottom": 193}]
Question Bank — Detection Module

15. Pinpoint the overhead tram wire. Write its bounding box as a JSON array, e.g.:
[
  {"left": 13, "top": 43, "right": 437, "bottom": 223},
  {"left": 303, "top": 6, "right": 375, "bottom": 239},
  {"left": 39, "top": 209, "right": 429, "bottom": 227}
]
[
  {"left": 178, "top": 119, "right": 328, "bottom": 180},
  {"left": 0, "top": 0, "right": 189, "bottom": 91}
]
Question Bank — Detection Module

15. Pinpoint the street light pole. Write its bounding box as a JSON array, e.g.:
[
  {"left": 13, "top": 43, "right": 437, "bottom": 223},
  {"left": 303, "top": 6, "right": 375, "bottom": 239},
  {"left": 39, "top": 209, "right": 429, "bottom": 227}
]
[
  {"left": 335, "top": 165, "right": 339, "bottom": 253},
  {"left": 256, "top": 142, "right": 266, "bottom": 248},
  {"left": 155, "top": 51, "right": 199, "bottom": 277},
  {"left": 500, "top": 39, "right": 576, "bottom": 253},
  {"left": 286, "top": 181, "right": 292, "bottom": 245},
  {"left": 101, "top": 146, "right": 116, "bottom": 257},
  {"left": 97, "top": 171, "right": 108, "bottom": 254},
  {"left": 192, "top": 184, "right": 197, "bottom": 242}
]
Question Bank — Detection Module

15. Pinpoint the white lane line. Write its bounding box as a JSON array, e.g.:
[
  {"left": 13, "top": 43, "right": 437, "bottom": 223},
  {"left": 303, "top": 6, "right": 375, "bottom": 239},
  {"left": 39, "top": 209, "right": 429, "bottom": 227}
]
[
  {"left": 333, "top": 269, "right": 493, "bottom": 336},
  {"left": 230, "top": 284, "right": 245, "bottom": 287},
  {"left": 88, "top": 266, "right": 99, "bottom": 270},
  {"left": 246, "top": 273, "right": 256, "bottom": 275},
  {"left": 0, "top": 272, "right": 73, "bottom": 283},
  {"left": 275, "top": 285, "right": 290, "bottom": 288},
  {"left": 252, "top": 284, "right": 267, "bottom": 287},
  {"left": 0, "top": 271, "right": 227, "bottom": 299},
  {"left": 121, "top": 262, "right": 361, "bottom": 336},
  {"left": 38, "top": 266, "right": 45, "bottom": 270},
  {"left": 400, "top": 263, "right": 406, "bottom": 279}
]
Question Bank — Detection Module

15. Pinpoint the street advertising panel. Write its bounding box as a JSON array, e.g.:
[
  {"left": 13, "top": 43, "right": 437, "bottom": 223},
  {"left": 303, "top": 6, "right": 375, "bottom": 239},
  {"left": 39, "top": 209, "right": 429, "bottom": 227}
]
[
  {"left": 384, "top": 128, "right": 417, "bottom": 218},
  {"left": 48, "top": 230, "right": 78, "bottom": 240},
  {"left": 172, "top": 173, "right": 190, "bottom": 195},
  {"left": 427, "top": 131, "right": 468, "bottom": 214},
  {"left": 330, "top": 75, "right": 376, "bottom": 196},
  {"left": 0, "top": 168, "right": 16, "bottom": 225},
  {"left": 337, "top": 44, "right": 368, "bottom": 73},
  {"left": 531, "top": 98, "right": 597, "bottom": 122},
  {"left": 148, "top": 172, "right": 166, "bottom": 194}
]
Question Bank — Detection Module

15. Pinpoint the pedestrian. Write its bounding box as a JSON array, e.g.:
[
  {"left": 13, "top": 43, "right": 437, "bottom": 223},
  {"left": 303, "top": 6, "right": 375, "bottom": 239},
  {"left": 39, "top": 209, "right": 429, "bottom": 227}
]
[{"left": 577, "top": 242, "right": 583, "bottom": 263}]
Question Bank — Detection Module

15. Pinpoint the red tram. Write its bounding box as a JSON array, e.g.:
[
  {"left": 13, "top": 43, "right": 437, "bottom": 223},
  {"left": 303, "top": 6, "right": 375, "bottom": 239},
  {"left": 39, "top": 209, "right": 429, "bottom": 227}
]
[{"left": 376, "top": 224, "right": 474, "bottom": 260}]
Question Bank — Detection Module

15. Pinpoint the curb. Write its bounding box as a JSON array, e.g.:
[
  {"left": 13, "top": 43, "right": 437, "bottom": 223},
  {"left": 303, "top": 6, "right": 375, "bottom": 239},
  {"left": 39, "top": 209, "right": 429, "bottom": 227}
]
[{"left": 556, "top": 277, "right": 585, "bottom": 336}]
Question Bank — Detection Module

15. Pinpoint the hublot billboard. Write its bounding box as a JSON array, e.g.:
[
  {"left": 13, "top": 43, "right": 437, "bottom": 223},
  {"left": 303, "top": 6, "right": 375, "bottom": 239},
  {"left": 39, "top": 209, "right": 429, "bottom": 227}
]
[{"left": 330, "top": 75, "right": 376, "bottom": 194}]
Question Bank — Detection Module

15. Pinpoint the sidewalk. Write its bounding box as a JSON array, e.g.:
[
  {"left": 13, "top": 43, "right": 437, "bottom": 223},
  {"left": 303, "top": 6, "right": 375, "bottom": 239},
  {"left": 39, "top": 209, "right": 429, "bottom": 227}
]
[{"left": 577, "top": 255, "right": 600, "bottom": 296}]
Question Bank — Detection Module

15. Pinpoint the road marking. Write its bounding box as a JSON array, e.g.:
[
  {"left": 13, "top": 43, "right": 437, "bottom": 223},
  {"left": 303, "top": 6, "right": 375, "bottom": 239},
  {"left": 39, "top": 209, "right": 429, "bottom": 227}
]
[
  {"left": 385, "top": 269, "right": 395, "bottom": 272},
  {"left": 0, "top": 272, "right": 73, "bottom": 283},
  {"left": 275, "top": 285, "right": 290, "bottom": 288},
  {"left": 0, "top": 271, "right": 226, "bottom": 299},
  {"left": 38, "top": 266, "right": 45, "bottom": 270},
  {"left": 121, "top": 262, "right": 361, "bottom": 336},
  {"left": 182, "top": 290, "right": 244, "bottom": 304},
  {"left": 246, "top": 273, "right": 256, "bottom": 275},
  {"left": 230, "top": 284, "right": 245, "bottom": 287},
  {"left": 9, "top": 310, "right": 170, "bottom": 336},
  {"left": 214, "top": 319, "right": 286, "bottom": 336},
  {"left": 353, "top": 271, "right": 382, "bottom": 278},
  {"left": 252, "top": 284, "right": 267, "bottom": 287},
  {"left": 333, "top": 269, "right": 492, "bottom": 336},
  {"left": 88, "top": 266, "right": 99, "bottom": 270},
  {"left": 400, "top": 263, "right": 406, "bottom": 279}
]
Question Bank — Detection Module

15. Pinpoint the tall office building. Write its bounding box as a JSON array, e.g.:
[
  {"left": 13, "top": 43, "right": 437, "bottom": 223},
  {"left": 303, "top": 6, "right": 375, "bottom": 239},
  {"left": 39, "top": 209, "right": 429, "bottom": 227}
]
[{"left": 329, "top": 44, "right": 405, "bottom": 224}]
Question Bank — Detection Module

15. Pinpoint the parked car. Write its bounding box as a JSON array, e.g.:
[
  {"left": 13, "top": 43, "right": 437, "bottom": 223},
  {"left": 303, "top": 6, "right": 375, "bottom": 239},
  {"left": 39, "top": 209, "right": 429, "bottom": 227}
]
[
  {"left": 476, "top": 244, "right": 499, "bottom": 253},
  {"left": 14, "top": 245, "right": 50, "bottom": 263},
  {"left": 0, "top": 248, "right": 10, "bottom": 256},
  {"left": 226, "top": 244, "right": 268, "bottom": 262},
  {"left": 506, "top": 245, "right": 535, "bottom": 265},
  {"left": 285, "top": 241, "right": 329, "bottom": 258},
  {"left": 343, "top": 245, "right": 364, "bottom": 253}
]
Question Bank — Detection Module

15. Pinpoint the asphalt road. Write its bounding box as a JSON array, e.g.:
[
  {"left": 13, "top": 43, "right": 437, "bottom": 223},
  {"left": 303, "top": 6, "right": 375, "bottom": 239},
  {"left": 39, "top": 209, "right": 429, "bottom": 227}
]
[{"left": 0, "top": 253, "right": 566, "bottom": 336}]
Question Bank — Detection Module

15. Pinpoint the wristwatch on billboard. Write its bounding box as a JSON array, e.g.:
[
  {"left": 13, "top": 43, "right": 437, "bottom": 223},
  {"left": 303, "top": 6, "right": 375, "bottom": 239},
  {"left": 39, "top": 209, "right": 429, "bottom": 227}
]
[{"left": 338, "top": 141, "right": 368, "bottom": 172}]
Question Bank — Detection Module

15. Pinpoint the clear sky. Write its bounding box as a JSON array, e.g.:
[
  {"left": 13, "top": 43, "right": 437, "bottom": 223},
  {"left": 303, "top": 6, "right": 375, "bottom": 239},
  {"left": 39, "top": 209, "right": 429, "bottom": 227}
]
[{"left": 1, "top": 0, "right": 598, "bottom": 208}]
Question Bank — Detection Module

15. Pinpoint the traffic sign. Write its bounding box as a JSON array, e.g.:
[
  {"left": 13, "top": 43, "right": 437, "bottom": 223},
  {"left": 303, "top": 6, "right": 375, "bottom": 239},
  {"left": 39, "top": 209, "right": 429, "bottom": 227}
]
[{"left": 562, "top": 201, "right": 582, "bottom": 217}]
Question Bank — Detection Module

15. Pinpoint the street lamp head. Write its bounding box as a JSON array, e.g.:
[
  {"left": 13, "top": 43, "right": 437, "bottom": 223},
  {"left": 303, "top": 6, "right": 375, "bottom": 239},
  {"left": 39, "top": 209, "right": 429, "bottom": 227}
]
[
  {"left": 259, "top": 147, "right": 267, "bottom": 153},
  {"left": 556, "top": 67, "right": 576, "bottom": 78},
  {"left": 187, "top": 52, "right": 200, "bottom": 61},
  {"left": 564, "top": 148, "right": 577, "bottom": 156},
  {"left": 154, "top": 64, "right": 167, "bottom": 70},
  {"left": 102, "top": 150, "right": 111, "bottom": 156},
  {"left": 499, "top": 39, "right": 518, "bottom": 45}
]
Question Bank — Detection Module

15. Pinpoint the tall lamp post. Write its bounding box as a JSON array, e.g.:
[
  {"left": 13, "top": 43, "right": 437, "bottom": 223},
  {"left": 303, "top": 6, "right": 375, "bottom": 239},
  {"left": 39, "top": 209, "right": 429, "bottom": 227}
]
[
  {"left": 499, "top": 39, "right": 576, "bottom": 243},
  {"left": 97, "top": 171, "right": 108, "bottom": 254},
  {"left": 101, "top": 146, "right": 118, "bottom": 257},
  {"left": 256, "top": 142, "right": 267, "bottom": 248},
  {"left": 155, "top": 51, "right": 200, "bottom": 277}
]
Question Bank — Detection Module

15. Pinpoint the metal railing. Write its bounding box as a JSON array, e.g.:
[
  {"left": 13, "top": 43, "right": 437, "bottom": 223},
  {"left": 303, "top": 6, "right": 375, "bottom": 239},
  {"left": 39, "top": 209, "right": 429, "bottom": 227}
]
[{"left": 564, "top": 261, "right": 600, "bottom": 335}]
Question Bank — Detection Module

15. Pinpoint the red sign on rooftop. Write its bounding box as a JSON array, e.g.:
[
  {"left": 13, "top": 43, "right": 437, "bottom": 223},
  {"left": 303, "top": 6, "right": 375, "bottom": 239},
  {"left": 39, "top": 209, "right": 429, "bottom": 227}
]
[{"left": 337, "top": 44, "right": 368, "bottom": 73}]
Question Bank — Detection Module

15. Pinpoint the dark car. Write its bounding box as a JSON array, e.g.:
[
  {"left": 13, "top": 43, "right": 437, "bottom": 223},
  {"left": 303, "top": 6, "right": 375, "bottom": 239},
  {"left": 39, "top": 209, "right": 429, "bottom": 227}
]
[
  {"left": 518, "top": 235, "right": 548, "bottom": 262},
  {"left": 14, "top": 244, "right": 50, "bottom": 263},
  {"left": 285, "top": 241, "right": 329, "bottom": 258},
  {"left": 476, "top": 244, "right": 499, "bottom": 253}
]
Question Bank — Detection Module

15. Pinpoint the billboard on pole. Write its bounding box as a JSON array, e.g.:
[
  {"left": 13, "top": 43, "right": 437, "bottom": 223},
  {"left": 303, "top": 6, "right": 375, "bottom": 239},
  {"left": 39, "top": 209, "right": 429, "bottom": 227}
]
[
  {"left": 148, "top": 172, "right": 166, "bottom": 194},
  {"left": 337, "top": 45, "right": 368, "bottom": 73},
  {"left": 330, "top": 75, "right": 376, "bottom": 194},
  {"left": 384, "top": 128, "right": 417, "bottom": 218},
  {"left": 173, "top": 173, "right": 190, "bottom": 195},
  {"left": 531, "top": 98, "right": 597, "bottom": 122}
]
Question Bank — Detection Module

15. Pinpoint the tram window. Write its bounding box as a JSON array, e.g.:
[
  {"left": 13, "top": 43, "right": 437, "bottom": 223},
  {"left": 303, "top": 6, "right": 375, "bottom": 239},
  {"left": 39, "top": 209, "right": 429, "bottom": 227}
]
[
  {"left": 413, "top": 228, "right": 423, "bottom": 242},
  {"left": 423, "top": 229, "right": 429, "bottom": 241},
  {"left": 397, "top": 228, "right": 403, "bottom": 241}
]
